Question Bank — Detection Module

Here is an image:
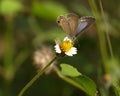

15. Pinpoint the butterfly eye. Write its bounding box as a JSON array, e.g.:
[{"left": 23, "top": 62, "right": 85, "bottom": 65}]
[
  {"left": 57, "top": 20, "right": 60, "bottom": 23},
  {"left": 57, "top": 16, "right": 63, "bottom": 24}
]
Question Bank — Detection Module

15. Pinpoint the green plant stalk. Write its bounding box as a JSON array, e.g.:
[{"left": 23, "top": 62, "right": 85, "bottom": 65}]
[
  {"left": 99, "top": 0, "right": 114, "bottom": 58},
  {"left": 54, "top": 66, "right": 89, "bottom": 95},
  {"left": 18, "top": 56, "right": 57, "bottom": 96},
  {"left": 88, "top": 0, "right": 109, "bottom": 73},
  {"left": 99, "top": 1, "right": 119, "bottom": 93}
]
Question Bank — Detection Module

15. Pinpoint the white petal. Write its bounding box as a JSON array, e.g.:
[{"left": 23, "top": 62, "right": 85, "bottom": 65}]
[
  {"left": 65, "top": 52, "right": 73, "bottom": 56},
  {"left": 71, "top": 47, "right": 77, "bottom": 53},
  {"left": 54, "top": 44, "right": 61, "bottom": 53},
  {"left": 65, "top": 47, "right": 77, "bottom": 56},
  {"left": 71, "top": 47, "right": 77, "bottom": 51}
]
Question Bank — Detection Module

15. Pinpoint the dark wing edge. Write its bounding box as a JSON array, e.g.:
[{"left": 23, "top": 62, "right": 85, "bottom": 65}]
[{"left": 76, "top": 16, "right": 95, "bottom": 37}]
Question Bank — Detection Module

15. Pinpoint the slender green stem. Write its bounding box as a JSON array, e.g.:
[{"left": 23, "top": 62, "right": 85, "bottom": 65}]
[
  {"left": 99, "top": 0, "right": 114, "bottom": 58},
  {"left": 18, "top": 56, "right": 57, "bottom": 96},
  {"left": 88, "top": 0, "right": 109, "bottom": 73},
  {"left": 53, "top": 66, "right": 85, "bottom": 92}
]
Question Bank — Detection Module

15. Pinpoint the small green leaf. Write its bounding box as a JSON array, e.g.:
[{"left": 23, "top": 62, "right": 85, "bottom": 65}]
[
  {"left": 60, "top": 64, "right": 81, "bottom": 77},
  {"left": 73, "top": 75, "right": 97, "bottom": 96},
  {"left": 60, "top": 64, "right": 97, "bottom": 96}
]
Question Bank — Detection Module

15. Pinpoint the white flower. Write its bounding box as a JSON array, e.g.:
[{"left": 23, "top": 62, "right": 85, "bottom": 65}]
[{"left": 54, "top": 37, "right": 77, "bottom": 56}]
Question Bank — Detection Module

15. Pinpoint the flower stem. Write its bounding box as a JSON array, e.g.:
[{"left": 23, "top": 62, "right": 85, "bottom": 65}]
[{"left": 18, "top": 56, "right": 57, "bottom": 96}]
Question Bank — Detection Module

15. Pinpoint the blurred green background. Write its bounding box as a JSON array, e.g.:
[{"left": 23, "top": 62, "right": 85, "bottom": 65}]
[{"left": 0, "top": 0, "right": 120, "bottom": 96}]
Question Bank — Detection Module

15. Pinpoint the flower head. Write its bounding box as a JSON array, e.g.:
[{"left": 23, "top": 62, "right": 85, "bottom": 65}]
[{"left": 54, "top": 37, "right": 77, "bottom": 56}]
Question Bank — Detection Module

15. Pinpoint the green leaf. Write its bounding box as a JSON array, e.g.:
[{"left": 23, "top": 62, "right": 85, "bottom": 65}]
[
  {"left": 73, "top": 75, "right": 97, "bottom": 96},
  {"left": 31, "top": 1, "right": 68, "bottom": 20},
  {"left": 60, "top": 64, "right": 81, "bottom": 77},
  {"left": 60, "top": 64, "right": 97, "bottom": 96},
  {"left": 0, "top": 0, "right": 23, "bottom": 15}
]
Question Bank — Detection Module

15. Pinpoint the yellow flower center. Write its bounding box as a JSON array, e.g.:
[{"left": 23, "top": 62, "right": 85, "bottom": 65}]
[{"left": 60, "top": 40, "right": 73, "bottom": 52}]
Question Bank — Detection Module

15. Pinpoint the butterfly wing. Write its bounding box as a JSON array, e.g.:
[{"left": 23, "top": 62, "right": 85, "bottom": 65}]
[
  {"left": 76, "top": 16, "right": 95, "bottom": 37},
  {"left": 57, "top": 14, "right": 95, "bottom": 38},
  {"left": 67, "top": 13, "right": 79, "bottom": 37},
  {"left": 57, "top": 15, "right": 71, "bottom": 35}
]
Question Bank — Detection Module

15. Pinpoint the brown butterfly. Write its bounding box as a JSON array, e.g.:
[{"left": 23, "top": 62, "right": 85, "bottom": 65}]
[{"left": 57, "top": 13, "right": 95, "bottom": 40}]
